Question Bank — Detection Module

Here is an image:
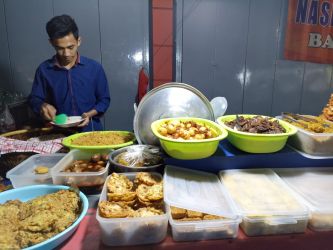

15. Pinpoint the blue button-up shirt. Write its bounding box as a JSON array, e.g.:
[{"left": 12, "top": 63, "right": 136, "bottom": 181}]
[{"left": 29, "top": 55, "right": 110, "bottom": 131}]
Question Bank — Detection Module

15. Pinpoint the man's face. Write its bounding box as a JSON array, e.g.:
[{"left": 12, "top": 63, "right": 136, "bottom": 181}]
[{"left": 50, "top": 33, "right": 81, "bottom": 66}]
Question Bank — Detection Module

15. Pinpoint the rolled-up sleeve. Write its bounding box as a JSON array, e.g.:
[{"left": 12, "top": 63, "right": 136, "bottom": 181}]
[
  {"left": 28, "top": 68, "right": 45, "bottom": 115},
  {"left": 94, "top": 66, "right": 110, "bottom": 114}
]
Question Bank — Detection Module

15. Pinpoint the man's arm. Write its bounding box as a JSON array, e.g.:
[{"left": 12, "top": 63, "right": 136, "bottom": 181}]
[{"left": 93, "top": 66, "right": 110, "bottom": 115}]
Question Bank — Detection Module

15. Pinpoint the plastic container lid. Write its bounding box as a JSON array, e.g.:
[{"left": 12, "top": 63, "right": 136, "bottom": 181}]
[
  {"left": 133, "top": 83, "right": 215, "bottom": 145},
  {"left": 164, "top": 165, "right": 239, "bottom": 218},
  {"left": 275, "top": 168, "right": 333, "bottom": 213},
  {"left": 219, "top": 168, "right": 308, "bottom": 217}
]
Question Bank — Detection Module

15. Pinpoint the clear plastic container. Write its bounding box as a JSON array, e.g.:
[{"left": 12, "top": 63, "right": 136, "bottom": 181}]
[
  {"left": 219, "top": 168, "right": 309, "bottom": 236},
  {"left": 287, "top": 126, "right": 333, "bottom": 156},
  {"left": 6, "top": 153, "right": 65, "bottom": 188},
  {"left": 275, "top": 168, "right": 333, "bottom": 231},
  {"left": 51, "top": 149, "right": 110, "bottom": 195},
  {"left": 96, "top": 172, "right": 168, "bottom": 246},
  {"left": 164, "top": 165, "right": 241, "bottom": 241}
]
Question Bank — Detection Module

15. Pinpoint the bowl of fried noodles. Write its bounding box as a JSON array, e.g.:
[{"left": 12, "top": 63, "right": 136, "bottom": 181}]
[{"left": 62, "top": 131, "right": 136, "bottom": 151}]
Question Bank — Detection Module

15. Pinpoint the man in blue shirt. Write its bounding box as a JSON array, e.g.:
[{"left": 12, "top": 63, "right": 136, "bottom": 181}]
[{"left": 29, "top": 14, "right": 110, "bottom": 131}]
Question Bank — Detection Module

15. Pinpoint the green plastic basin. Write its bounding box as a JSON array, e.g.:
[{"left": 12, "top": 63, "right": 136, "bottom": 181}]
[
  {"left": 151, "top": 117, "right": 228, "bottom": 160},
  {"left": 216, "top": 114, "right": 297, "bottom": 153},
  {"left": 62, "top": 131, "right": 136, "bottom": 151}
]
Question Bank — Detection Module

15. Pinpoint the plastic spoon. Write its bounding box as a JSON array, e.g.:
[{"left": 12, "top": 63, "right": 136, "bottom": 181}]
[{"left": 54, "top": 114, "right": 68, "bottom": 125}]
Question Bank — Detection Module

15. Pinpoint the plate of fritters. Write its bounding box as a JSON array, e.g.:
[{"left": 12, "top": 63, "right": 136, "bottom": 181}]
[{"left": 0, "top": 185, "right": 88, "bottom": 250}]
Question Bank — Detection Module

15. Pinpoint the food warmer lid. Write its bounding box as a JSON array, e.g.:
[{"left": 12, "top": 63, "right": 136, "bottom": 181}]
[{"left": 133, "top": 82, "right": 215, "bottom": 145}]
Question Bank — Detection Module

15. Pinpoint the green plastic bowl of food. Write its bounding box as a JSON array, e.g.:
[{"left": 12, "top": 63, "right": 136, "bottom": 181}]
[
  {"left": 151, "top": 117, "right": 228, "bottom": 160},
  {"left": 62, "top": 131, "right": 136, "bottom": 151},
  {"left": 216, "top": 114, "right": 297, "bottom": 153}
]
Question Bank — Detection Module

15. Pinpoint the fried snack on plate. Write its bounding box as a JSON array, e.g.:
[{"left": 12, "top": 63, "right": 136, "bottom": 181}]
[
  {"left": 136, "top": 183, "right": 163, "bottom": 202},
  {"left": 134, "top": 172, "right": 162, "bottom": 186},
  {"left": 99, "top": 200, "right": 133, "bottom": 218},
  {"left": 170, "top": 206, "right": 187, "bottom": 219}
]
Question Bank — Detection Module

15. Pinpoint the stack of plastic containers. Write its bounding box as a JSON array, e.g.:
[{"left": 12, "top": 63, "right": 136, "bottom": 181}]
[
  {"left": 219, "top": 168, "right": 309, "bottom": 236},
  {"left": 164, "top": 165, "right": 241, "bottom": 241},
  {"left": 275, "top": 168, "right": 333, "bottom": 231}
]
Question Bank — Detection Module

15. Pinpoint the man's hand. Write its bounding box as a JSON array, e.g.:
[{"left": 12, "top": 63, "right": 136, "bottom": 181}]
[
  {"left": 40, "top": 103, "right": 56, "bottom": 121},
  {"left": 78, "top": 109, "right": 98, "bottom": 127},
  {"left": 78, "top": 112, "right": 90, "bottom": 127}
]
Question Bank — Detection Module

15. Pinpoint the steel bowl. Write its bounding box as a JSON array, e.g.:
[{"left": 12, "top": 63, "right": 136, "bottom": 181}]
[{"left": 133, "top": 83, "right": 215, "bottom": 145}]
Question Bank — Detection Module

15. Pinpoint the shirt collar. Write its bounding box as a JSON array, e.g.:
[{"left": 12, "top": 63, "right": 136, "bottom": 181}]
[{"left": 47, "top": 53, "right": 84, "bottom": 69}]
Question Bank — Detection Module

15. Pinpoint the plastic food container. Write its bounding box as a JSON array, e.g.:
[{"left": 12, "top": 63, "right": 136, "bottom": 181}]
[
  {"left": 275, "top": 168, "right": 333, "bottom": 231},
  {"left": 164, "top": 165, "right": 241, "bottom": 241},
  {"left": 151, "top": 117, "right": 228, "bottom": 160},
  {"left": 287, "top": 126, "right": 333, "bottom": 156},
  {"left": 51, "top": 150, "right": 110, "bottom": 195},
  {"left": 6, "top": 153, "right": 65, "bottom": 188},
  {"left": 96, "top": 172, "right": 168, "bottom": 246},
  {"left": 219, "top": 168, "right": 309, "bottom": 236},
  {"left": 216, "top": 115, "right": 297, "bottom": 153}
]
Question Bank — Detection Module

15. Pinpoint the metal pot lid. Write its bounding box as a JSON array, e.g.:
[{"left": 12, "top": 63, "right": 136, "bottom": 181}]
[{"left": 133, "top": 82, "right": 215, "bottom": 145}]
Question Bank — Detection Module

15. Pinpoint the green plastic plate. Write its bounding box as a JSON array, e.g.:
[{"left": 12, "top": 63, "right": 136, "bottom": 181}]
[{"left": 62, "top": 131, "right": 136, "bottom": 151}]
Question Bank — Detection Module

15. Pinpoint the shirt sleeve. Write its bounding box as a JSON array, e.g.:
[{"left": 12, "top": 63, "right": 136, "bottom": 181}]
[
  {"left": 28, "top": 67, "right": 45, "bottom": 115},
  {"left": 93, "top": 65, "right": 110, "bottom": 114}
]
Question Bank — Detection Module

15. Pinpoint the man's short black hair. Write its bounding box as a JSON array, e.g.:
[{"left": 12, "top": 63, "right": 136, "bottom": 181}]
[{"left": 46, "top": 14, "right": 79, "bottom": 40}]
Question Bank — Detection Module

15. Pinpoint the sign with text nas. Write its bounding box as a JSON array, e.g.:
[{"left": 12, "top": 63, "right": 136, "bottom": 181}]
[{"left": 285, "top": 0, "right": 333, "bottom": 64}]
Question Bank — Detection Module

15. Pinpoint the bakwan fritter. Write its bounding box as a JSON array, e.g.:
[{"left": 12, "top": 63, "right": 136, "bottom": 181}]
[{"left": 0, "top": 190, "right": 81, "bottom": 249}]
